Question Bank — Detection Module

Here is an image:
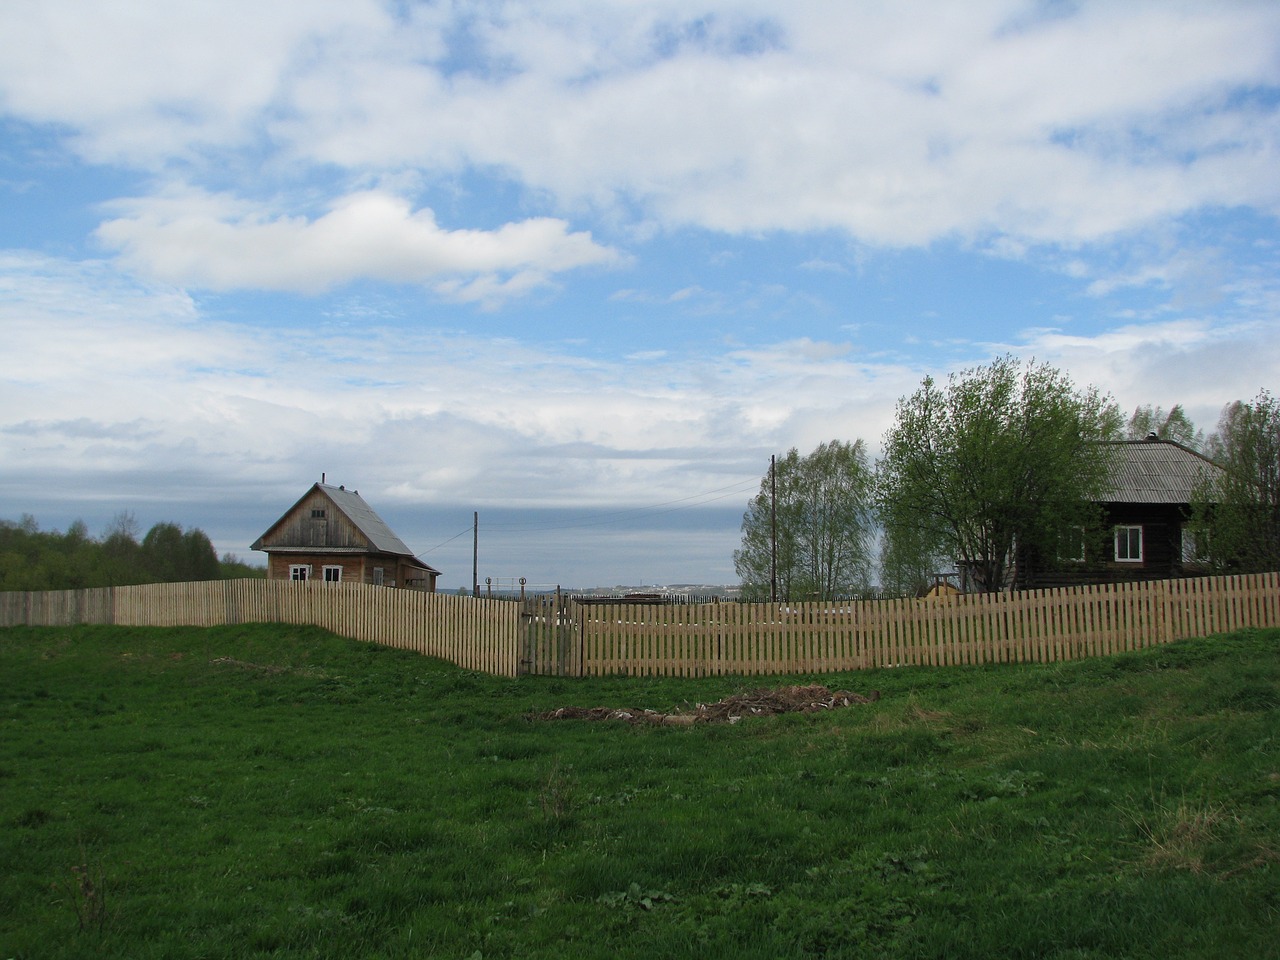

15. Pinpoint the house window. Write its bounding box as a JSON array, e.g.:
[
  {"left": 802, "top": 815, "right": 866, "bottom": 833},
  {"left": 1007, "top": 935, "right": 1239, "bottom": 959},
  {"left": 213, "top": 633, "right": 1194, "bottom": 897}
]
[
  {"left": 289, "top": 564, "right": 311, "bottom": 581},
  {"left": 372, "top": 567, "right": 384, "bottom": 586},
  {"left": 1114, "top": 526, "right": 1143, "bottom": 563},
  {"left": 323, "top": 565, "right": 342, "bottom": 583},
  {"left": 311, "top": 508, "right": 326, "bottom": 519}
]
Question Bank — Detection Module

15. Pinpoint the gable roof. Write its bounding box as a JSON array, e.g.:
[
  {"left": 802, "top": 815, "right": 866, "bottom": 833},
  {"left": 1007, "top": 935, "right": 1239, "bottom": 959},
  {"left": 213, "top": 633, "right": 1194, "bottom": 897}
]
[
  {"left": 252, "top": 482, "right": 441, "bottom": 574},
  {"left": 317, "top": 483, "right": 416, "bottom": 555},
  {"left": 1099, "top": 438, "right": 1223, "bottom": 505}
]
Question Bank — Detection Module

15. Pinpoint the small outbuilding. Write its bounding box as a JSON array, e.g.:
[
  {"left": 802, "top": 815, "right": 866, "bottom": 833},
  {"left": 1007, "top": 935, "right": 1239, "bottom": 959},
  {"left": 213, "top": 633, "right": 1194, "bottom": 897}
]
[{"left": 252, "top": 482, "right": 440, "bottom": 590}]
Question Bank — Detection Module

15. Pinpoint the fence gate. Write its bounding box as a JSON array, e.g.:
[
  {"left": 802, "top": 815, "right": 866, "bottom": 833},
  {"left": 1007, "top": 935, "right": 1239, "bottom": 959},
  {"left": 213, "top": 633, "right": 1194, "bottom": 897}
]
[{"left": 520, "top": 591, "right": 581, "bottom": 676}]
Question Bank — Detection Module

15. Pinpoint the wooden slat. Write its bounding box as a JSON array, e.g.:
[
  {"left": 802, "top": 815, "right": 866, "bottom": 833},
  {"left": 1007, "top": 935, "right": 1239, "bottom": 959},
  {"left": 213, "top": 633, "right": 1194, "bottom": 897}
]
[{"left": 3, "top": 572, "right": 1279, "bottom": 678}]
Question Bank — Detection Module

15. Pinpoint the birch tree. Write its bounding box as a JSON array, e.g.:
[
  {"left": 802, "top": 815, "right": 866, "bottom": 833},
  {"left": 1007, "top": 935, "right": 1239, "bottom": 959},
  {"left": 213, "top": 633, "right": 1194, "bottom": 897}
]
[
  {"left": 735, "top": 440, "right": 876, "bottom": 601},
  {"left": 1196, "top": 389, "right": 1280, "bottom": 572}
]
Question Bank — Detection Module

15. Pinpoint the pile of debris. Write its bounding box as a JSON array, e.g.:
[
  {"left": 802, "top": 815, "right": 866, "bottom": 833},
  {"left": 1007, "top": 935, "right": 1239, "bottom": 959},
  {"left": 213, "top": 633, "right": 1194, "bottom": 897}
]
[{"left": 534, "top": 684, "right": 880, "bottom": 726}]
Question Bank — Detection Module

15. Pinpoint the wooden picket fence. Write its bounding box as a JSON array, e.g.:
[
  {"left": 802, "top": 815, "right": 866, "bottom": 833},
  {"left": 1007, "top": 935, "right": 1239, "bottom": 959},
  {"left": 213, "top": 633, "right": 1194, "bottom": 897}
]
[
  {"left": 535, "top": 572, "right": 1280, "bottom": 677},
  {"left": 0, "top": 579, "right": 522, "bottom": 677},
  {"left": 2, "top": 572, "right": 1277, "bottom": 678}
]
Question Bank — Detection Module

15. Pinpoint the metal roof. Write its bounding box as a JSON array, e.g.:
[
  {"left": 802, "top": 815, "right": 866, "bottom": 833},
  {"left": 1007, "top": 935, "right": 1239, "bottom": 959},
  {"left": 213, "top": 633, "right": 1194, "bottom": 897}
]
[
  {"left": 1099, "top": 439, "right": 1223, "bottom": 504},
  {"left": 317, "top": 483, "right": 417, "bottom": 555}
]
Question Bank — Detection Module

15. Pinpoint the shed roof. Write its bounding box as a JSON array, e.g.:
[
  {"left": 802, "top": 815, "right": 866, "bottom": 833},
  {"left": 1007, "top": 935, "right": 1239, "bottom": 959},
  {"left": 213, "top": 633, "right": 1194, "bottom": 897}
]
[{"left": 1099, "top": 438, "right": 1223, "bottom": 505}]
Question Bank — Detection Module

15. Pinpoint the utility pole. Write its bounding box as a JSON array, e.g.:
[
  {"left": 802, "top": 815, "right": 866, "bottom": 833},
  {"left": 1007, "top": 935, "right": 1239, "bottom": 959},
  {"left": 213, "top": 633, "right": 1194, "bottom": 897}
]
[
  {"left": 770, "top": 454, "right": 777, "bottom": 604},
  {"left": 472, "top": 511, "right": 479, "bottom": 597}
]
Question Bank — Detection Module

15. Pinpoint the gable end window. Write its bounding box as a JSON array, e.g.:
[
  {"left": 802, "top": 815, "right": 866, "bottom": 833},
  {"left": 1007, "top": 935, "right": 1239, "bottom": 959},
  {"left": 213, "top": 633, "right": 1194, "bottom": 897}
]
[
  {"left": 311, "top": 508, "right": 326, "bottom": 519},
  {"left": 323, "top": 565, "right": 342, "bottom": 583},
  {"left": 289, "top": 564, "right": 311, "bottom": 581},
  {"left": 1114, "top": 526, "right": 1143, "bottom": 563}
]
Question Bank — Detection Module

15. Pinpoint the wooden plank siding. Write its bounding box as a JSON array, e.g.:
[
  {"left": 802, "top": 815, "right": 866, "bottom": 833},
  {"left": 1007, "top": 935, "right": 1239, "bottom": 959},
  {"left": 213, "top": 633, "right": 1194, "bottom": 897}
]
[{"left": 2, "top": 573, "right": 1277, "bottom": 678}]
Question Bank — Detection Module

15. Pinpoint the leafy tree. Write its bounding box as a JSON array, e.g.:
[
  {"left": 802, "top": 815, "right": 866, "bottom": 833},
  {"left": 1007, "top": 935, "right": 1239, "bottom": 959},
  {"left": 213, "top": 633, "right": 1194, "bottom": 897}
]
[
  {"left": 735, "top": 440, "right": 876, "bottom": 601},
  {"left": 877, "top": 509, "right": 948, "bottom": 599},
  {"left": 0, "top": 514, "right": 232, "bottom": 590},
  {"left": 1127, "top": 404, "right": 1203, "bottom": 449},
  {"left": 1195, "top": 390, "right": 1280, "bottom": 573},
  {"left": 878, "top": 356, "right": 1120, "bottom": 593},
  {"left": 141, "top": 522, "right": 186, "bottom": 581},
  {"left": 219, "top": 553, "right": 266, "bottom": 580},
  {"left": 98, "top": 511, "right": 143, "bottom": 585},
  {"left": 183, "top": 528, "right": 222, "bottom": 581},
  {"left": 142, "top": 522, "right": 221, "bottom": 582}
]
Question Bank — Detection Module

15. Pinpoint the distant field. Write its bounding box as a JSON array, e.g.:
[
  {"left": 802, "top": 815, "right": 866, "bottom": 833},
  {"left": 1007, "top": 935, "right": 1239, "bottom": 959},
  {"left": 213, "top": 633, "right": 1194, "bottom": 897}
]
[{"left": 2, "top": 623, "right": 1278, "bottom": 959}]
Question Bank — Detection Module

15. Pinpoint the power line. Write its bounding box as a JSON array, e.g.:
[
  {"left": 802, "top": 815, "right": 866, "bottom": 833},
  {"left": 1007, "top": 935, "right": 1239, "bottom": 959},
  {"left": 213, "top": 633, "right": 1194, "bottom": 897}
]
[{"left": 421, "top": 526, "right": 474, "bottom": 555}]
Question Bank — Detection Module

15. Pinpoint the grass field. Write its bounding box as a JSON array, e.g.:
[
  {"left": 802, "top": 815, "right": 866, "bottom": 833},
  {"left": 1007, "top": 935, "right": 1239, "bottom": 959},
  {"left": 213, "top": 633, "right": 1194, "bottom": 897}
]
[{"left": 2, "top": 623, "right": 1278, "bottom": 959}]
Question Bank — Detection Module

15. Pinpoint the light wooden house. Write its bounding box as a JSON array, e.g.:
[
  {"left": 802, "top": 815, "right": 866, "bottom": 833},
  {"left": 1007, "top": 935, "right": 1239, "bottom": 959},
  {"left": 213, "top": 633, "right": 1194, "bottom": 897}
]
[{"left": 252, "top": 482, "right": 440, "bottom": 590}]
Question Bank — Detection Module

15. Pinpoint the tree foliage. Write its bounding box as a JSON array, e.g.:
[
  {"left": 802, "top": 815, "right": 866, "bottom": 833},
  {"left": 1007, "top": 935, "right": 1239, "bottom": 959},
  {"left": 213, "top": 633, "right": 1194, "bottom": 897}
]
[
  {"left": 877, "top": 510, "right": 948, "bottom": 599},
  {"left": 0, "top": 515, "right": 261, "bottom": 591},
  {"left": 735, "top": 440, "right": 876, "bottom": 601},
  {"left": 1127, "top": 404, "right": 1202, "bottom": 449},
  {"left": 1195, "top": 390, "right": 1280, "bottom": 573},
  {"left": 878, "top": 356, "right": 1120, "bottom": 593}
]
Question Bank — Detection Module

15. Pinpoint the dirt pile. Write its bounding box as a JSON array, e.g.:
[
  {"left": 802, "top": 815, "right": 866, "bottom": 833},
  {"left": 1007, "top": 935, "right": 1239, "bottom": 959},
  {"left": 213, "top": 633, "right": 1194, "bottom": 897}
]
[{"left": 534, "top": 684, "right": 880, "bottom": 726}]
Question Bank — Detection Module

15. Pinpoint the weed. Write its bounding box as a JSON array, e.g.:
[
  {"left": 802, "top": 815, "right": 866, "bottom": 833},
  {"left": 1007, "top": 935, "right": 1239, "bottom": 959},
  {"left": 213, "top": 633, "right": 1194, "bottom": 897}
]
[
  {"left": 598, "top": 882, "right": 679, "bottom": 911},
  {"left": 1124, "top": 794, "right": 1237, "bottom": 873},
  {"left": 60, "top": 843, "right": 108, "bottom": 934},
  {"left": 537, "top": 761, "right": 577, "bottom": 826}
]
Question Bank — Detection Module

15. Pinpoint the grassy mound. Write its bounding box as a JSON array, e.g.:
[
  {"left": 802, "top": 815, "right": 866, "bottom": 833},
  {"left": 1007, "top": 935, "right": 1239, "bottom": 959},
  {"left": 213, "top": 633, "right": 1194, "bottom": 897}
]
[{"left": 2, "top": 623, "right": 1277, "bottom": 958}]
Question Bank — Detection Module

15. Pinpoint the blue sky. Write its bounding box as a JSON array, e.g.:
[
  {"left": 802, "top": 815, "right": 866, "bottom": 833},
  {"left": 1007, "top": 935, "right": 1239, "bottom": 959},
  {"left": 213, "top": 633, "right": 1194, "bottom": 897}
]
[{"left": 2, "top": 1, "right": 1278, "bottom": 590}]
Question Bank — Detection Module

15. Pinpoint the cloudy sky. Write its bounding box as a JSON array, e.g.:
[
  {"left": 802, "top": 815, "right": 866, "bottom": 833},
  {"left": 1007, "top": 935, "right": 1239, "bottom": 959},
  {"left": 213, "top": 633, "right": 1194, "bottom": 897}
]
[{"left": 2, "top": 1, "right": 1278, "bottom": 590}]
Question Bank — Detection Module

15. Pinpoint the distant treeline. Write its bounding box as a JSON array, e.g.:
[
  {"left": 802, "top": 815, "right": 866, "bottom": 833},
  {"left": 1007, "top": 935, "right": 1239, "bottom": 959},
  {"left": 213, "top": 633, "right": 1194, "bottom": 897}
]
[{"left": 0, "top": 513, "right": 265, "bottom": 592}]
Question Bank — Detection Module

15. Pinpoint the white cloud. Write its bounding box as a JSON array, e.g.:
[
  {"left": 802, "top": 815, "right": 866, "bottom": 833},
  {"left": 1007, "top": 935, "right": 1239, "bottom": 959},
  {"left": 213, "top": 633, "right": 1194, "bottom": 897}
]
[
  {"left": 0, "top": 0, "right": 393, "bottom": 163},
  {"left": 0, "top": 253, "right": 911, "bottom": 511},
  {"left": 3, "top": 249, "right": 1275, "bottom": 581},
  {"left": 3, "top": 2, "right": 1276, "bottom": 250},
  {"left": 3, "top": 3, "right": 1280, "bottom": 586},
  {"left": 95, "top": 188, "right": 621, "bottom": 297}
]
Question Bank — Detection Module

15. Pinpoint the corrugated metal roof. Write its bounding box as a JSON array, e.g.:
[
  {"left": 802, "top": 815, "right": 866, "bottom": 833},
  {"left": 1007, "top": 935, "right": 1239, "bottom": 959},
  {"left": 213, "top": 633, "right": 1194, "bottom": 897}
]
[
  {"left": 318, "top": 483, "right": 417, "bottom": 555},
  {"left": 1099, "top": 439, "right": 1223, "bottom": 504}
]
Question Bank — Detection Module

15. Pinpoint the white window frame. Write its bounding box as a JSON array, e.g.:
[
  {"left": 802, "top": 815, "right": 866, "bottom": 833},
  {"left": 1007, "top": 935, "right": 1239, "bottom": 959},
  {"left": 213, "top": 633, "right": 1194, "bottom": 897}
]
[
  {"left": 289, "top": 564, "right": 311, "bottom": 581},
  {"left": 322, "top": 565, "right": 342, "bottom": 583},
  {"left": 1114, "top": 526, "right": 1143, "bottom": 563}
]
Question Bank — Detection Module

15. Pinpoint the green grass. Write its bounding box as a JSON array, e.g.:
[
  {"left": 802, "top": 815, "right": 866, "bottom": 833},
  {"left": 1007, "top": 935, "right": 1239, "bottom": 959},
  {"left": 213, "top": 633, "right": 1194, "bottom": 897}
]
[{"left": 2, "top": 623, "right": 1278, "bottom": 959}]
